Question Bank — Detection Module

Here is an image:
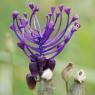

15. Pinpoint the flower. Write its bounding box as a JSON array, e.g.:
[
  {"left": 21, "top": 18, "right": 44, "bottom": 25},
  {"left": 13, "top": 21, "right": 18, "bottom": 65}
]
[{"left": 10, "top": 3, "right": 80, "bottom": 90}]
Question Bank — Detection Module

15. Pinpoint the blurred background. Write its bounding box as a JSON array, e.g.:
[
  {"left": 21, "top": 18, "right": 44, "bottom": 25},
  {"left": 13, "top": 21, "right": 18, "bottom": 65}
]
[{"left": 0, "top": 0, "right": 95, "bottom": 95}]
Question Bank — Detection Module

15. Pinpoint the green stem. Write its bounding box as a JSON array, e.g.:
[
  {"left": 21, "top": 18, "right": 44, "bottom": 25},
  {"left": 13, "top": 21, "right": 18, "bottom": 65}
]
[
  {"left": 37, "top": 79, "right": 54, "bottom": 95},
  {"left": 65, "top": 81, "right": 69, "bottom": 95}
]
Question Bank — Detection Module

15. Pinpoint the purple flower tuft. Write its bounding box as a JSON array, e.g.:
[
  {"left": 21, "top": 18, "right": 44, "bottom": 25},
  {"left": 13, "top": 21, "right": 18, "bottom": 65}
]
[
  {"left": 10, "top": 3, "right": 80, "bottom": 63},
  {"left": 10, "top": 3, "right": 80, "bottom": 90}
]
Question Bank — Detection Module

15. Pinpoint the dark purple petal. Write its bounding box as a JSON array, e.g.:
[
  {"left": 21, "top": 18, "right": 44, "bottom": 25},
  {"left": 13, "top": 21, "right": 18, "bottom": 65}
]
[
  {"left": 29, "top": 63, "right": 39, "bottom": 77},
  {"left": 45, "top": 59, "right": 56, "bottom": 71},
  {"left": 26, "top": 73, "right": 36, "bottom": 90},
  {"left": 12, "top": 11, "right": 19, "bottom": 20}
]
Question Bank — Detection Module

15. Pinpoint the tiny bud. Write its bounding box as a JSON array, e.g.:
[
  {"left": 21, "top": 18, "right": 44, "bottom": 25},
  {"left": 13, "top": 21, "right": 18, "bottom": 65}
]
[
  {"left": 61, "top": 63, "right": 73, "bottom": 81},
  {"left": 74, "top": 21, "right": 80, "bottom": 28},
  {"left": 17, "top": 41, "right": 25, "bottom": 50},
  {"left": 29, "top": 3, "right": 34, "bottom": 10},
  {"left": 71, "top": 14, "right": 79, "bottom": 22},
  {"left": 12, "top": 10, "right": 19, "bottom": 19},
  {"left": 64, "top": 7, "right": 71, "bottom": 15},
  {"left": 59, "top": 4, "right": 64, "bottom": 12},
  {"left": 26, "top": 73, "right": 36, "bottom": 90},
  {"left": 23, "top": 12, "right": 27, "bottom": 18},
  {"left": 48, "top": 13, "right": 52, "bottom": 17},
  {"left": 41, "top": 68, "right": 53, "bottom": 81},
  {"left": 10, "top": 23, "right": 16, "bottom": 31},
  {"left": 75, "top": 69, "right": 86, "bottom": 83},
  {"left": 51, "top": 6, "right": 55, "bottom": 13},
  {"left": 72, "top": 21, "right": 80, "bottom": 32}
]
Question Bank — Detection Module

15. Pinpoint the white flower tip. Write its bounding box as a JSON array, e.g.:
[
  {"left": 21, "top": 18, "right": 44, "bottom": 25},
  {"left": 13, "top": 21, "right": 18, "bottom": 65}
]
[
  {"left": 41, "top": 68, "right": 53, "bottom": 81},
  {"left": 75, "top": 69, "right": 86, "bottom": 83}
]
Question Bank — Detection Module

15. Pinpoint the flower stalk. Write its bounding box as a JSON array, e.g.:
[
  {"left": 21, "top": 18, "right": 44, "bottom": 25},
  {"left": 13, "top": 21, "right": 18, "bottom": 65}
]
[{"left": 38, "top": 79, "right": 54, "bottom": 95}]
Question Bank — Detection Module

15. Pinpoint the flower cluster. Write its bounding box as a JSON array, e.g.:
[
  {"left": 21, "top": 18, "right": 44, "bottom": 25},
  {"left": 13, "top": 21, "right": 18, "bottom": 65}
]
[{"left": 10, "top": 3, "right": 80, "bottom": 89}]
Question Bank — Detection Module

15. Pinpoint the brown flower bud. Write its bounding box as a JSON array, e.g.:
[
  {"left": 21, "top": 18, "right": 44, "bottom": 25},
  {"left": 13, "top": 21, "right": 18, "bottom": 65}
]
[{"left": 61, "top": 63, "right": 73, "bottom": 81}]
